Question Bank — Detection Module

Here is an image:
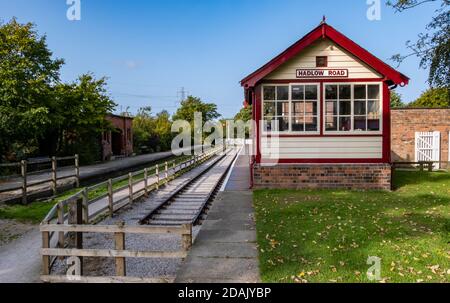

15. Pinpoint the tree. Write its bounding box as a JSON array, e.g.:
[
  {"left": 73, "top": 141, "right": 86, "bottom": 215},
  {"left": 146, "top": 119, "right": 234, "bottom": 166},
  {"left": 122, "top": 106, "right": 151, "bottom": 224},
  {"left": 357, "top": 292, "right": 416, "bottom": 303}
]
[
  {"left": 133, "top": 107, "right": 174, "bottom": 154},
  {"left": 172, "top": 96, "right": 220, "bottom": 123},
  {"left": 408, "top": 87, "right": 449, "bottom": 107},
  {"left": 0, "top": 18, "right": 64, "bottom": 160},
  {"left": 390, "top": 91, "right": 405, "bottom": 108},
  {"left": 388, "top": 0, "right": 449, "bottom": 88},
  {"left": 234, "top": 105, "right": 252, "bottom": 122},
  {"left": 51, "top": 74, "right": 116, "bottom": 163},
  {"left": 0, "top": 19, "right": 116, "bottom": 163}
]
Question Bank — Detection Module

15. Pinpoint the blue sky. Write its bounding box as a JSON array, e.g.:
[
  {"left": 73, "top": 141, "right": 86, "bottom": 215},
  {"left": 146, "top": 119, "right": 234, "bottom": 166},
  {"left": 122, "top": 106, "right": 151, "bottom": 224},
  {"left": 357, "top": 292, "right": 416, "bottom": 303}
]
[{"left": 0, "top": 0, "right": 441, "bottom": 118}]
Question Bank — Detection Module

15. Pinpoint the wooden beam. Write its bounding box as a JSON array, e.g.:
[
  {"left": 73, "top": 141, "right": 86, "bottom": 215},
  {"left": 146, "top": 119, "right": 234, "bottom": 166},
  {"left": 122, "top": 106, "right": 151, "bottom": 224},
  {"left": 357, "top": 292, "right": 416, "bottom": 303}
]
[
  {"left": 40, "top": 224, "right": 190, "bottom": 235},
  {"left": 40, "top": 275, "right": 174, "bottom": 284},
  {"left": 41, "top": 248, "right": 188, "bottom": 259}
]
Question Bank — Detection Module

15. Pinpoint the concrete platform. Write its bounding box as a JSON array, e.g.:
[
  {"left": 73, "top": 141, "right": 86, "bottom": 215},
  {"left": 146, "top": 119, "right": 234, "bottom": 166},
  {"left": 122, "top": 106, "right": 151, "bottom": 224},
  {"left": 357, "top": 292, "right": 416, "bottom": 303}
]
[{"left": 176, "top": 150, "right": 260, "bottom": 283}]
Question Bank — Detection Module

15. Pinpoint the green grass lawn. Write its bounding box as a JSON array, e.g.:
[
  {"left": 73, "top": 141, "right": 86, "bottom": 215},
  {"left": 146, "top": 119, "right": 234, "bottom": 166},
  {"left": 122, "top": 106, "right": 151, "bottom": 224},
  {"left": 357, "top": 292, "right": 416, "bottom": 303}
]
[{"left": 254, "top": 170, "right": 450, "bottom": 283}]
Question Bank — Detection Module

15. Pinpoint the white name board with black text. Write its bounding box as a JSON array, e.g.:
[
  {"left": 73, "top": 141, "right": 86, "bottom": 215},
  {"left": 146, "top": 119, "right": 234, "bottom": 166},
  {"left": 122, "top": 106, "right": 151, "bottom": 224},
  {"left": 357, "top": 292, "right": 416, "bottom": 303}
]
[{"left": 296, "top": 69, "right": 349, "bottom": 78}]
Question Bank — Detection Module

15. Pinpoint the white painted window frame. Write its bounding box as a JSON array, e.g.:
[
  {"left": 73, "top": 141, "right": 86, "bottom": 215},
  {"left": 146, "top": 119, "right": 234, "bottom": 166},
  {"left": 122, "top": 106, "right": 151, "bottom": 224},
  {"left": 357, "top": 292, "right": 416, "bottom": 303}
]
[
  {"left": 261, "top": 83, "right": 321, "bottom": 135},
  {"left": 322, "top": 82, "right": 383, "bottom": 135}
]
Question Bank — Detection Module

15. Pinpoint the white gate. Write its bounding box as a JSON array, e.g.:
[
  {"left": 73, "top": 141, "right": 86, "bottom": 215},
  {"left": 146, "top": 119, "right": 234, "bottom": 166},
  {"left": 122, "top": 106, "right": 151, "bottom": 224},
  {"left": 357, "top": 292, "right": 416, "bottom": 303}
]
[{"left": 415, "top": 131, "right": 441, "bottom": 169}]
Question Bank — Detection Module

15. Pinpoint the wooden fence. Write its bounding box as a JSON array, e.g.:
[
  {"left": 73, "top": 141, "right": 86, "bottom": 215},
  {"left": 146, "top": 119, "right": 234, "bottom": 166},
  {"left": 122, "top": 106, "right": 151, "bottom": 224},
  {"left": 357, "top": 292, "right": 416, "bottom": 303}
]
[
  {"left": 392, "top": 161, "right": 450, "bottom": 172},
  {"left": 0, "top": 155, "right": 80, "bottom": 204},
  {"left": 40, "top": 146, "right": 224, "bottom": 283},
  {"left": 40, "top": 222, "right": 192, "bottom": 283}
]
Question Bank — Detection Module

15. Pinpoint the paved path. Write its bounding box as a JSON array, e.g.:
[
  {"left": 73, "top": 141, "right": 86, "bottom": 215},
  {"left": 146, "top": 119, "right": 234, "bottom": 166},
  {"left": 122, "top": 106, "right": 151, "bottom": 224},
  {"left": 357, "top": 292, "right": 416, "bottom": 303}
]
[
  {"left": 0, "top": 227, "right": 41, "bottom": 283},
  {"left": 176, "top": 150, "right": 260, "bottom": 283}
]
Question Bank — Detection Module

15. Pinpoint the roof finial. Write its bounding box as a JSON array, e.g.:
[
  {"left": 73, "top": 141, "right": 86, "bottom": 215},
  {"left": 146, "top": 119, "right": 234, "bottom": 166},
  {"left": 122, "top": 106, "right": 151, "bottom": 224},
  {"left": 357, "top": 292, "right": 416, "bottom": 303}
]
[{"left": 321, "top": 15, "right": 327, "bottom": 24}]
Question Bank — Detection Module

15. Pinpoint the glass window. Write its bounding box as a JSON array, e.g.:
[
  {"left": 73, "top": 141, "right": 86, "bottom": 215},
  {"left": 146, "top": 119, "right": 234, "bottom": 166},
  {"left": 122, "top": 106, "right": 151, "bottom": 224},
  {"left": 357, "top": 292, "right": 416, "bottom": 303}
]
[
  {"left": 324, "top": 83, "right": 381, "bottom": 133},
  {"left": 326, "top": 85, "right": 338, "bottom": 100},
  {"left": 263, "top": 84, "right": 320, "bottom": 133},
  {"left": 292, "top": 86, "right": 304, "bottom": 100},
  {"left": 263, "top": 86, "right": 275, "bottom": 101},
  {"left": 277, "top": 86, "right": 289, "bottom": 100},
  {"left": 305, "top": 85, "right": 318, "bottom": 100}
]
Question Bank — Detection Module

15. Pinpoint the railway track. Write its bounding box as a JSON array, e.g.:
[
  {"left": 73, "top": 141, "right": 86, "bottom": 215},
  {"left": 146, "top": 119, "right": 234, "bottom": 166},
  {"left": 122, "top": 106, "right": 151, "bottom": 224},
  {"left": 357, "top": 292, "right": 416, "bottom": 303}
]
[{"left": 139, "top": 148, "right": 239, "bottom": 226}]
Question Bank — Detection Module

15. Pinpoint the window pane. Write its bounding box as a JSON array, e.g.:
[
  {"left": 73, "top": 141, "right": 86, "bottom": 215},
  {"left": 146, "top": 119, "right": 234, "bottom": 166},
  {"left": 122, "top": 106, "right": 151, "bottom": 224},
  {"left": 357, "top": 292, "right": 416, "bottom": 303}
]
[
  {"left": 305, "top": 85, "right": 318, "bottom": 100},
  {"left": 325, "top": 116, "right": 338, "bottom": 131},
  {"left": 292, "top": 117, "right": 305, "bottom": 132},
  {"left": 354, "top": 85, "right": 366, "bottom": 99},
  {"left": 305, "top": 101, "right": 317, "bottom": 116},
  {"left": 292, "top": 86, "right": 304, "bottom": 100},
  {"left": 326, "top": 101, "right": 337, "bottom": 115},
  {"left": 305, "top": 117, "right": 318, "bottom": 132},
  {"left": 339, "top": 117, "right": 351, "bottom": 131},
  {"left": 277, "top": 117, "right": 289, "bottom": 132},
  {"left": 339, "top": 85, "right": 351, "bottom": 100},
  {"left": 264, "top": 102, "right": 275, "bottom": 117},
  {"left": 368, "top": 101, "right": 380, "bottom": 118},
  {"left": 354, "top": 116, "right": 367, "bottom": 131},
  {"left": 340, "top": 101, "right": 351, "bottom": 115},
  {"left": 292, "top": 102, "right": 305, "bottom": 116},
  {"left": 325, "top": 85, "right": 337, "bottom": 99},
  {"left": 277, "top": 86, "right": 289, "bottom": 100},
  {"left": 368, "top": 85, "right": 380, "bottom": 99},
  {"left": 368, "top": 119, "right": 380, "bottom": 131},
  {"left": 264, "top": 86, "right": 275, "bottom": 100},
  {"left": 354, "top": 101, "right": 366, "bottom": 115},
  {"left": 277, "top": 102, "right": 289, "bottom": 116}
]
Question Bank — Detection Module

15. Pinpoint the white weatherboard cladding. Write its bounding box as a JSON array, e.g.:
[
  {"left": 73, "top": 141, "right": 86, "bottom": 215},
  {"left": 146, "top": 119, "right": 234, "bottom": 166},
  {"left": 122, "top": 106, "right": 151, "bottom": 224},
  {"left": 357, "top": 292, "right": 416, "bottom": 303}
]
[
  {"left": 261, "top": 137, "right": 383, "bottom": 159},
  {"left": 264, "top": 39, "right": 382, "bottom": 80}
]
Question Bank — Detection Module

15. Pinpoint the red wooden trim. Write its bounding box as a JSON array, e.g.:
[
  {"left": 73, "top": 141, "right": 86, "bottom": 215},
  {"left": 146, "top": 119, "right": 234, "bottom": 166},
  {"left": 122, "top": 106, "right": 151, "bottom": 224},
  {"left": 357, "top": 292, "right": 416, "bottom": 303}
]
[
  {"left": 263, "top": 134, "right": 383, "bottom": 138},
  {"left": 382, "top": 83, "right": 391, "bottom": 163},
  {"left": 241, "top": 23, "right": 409, "bottom": 88},
  {"left": 260, "top": 78, "right": 384, "bottom": 84},
  {"left": 320, "top": 82, "right": 324, "bottom": 135},
  {"left": 255, "top": 86, "right": 262, "bottom": 163},
  {"left": 325, "top": 25, "right": 409, "bottom": 86},
  {"left": 261, "top": 159, "right": 387, "bottom": 164}
]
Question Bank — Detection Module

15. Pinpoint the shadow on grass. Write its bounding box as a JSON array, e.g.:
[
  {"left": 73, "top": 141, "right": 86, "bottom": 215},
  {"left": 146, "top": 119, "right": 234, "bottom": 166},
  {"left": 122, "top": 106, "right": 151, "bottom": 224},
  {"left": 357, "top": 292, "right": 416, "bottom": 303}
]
[{"left": 393, "top": 170, "right": 450, "bottom": 190}]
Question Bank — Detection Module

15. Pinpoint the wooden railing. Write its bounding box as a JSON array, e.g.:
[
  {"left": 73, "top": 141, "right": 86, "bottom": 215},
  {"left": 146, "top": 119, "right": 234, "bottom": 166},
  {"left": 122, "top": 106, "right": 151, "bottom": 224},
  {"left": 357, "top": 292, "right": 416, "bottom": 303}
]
[
  {"left": 40, "top": 222, "right": 192, "bottom": 283},
  {"left": 0, "top": 155, "right": 80, "bottom": 204},
  {"left": 392, "top": 161, "right": 449, "bottom": 172},
  {"left": 40, "top": 145, "right": 225, "bottom": 282}
]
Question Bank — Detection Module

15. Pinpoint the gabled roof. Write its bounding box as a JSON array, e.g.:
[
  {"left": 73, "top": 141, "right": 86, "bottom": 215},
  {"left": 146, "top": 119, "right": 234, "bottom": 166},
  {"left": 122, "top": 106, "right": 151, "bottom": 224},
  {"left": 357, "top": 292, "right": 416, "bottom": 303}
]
[{"left": 241, "top": 22, "right": 409, "bottom": 88}]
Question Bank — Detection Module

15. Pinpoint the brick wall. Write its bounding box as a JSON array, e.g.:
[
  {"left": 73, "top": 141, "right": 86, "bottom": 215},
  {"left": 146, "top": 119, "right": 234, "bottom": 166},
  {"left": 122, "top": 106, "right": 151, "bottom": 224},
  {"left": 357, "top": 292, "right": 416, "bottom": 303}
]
[
  {"left": 391, "top": 108, "right": 450, "bottom": 166},
  {"left": 253, "top": 164, "right": 392, "bottom": 190}
]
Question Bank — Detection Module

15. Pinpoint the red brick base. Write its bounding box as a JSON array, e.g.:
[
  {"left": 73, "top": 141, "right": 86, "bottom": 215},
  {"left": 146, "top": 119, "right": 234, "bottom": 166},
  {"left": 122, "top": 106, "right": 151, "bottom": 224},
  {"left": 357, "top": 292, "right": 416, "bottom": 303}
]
[{"left": 253, "top": 164, "right": 392, "bottom": 190}]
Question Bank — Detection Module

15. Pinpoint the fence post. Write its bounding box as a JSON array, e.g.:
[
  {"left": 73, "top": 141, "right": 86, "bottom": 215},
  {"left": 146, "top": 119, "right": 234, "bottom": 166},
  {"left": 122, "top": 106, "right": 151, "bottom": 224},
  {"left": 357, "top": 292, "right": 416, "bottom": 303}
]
[
  {"left": 57, "top": 203, "right": 65, "bottom": 250},
  {"left": 21, "top": 160, "right": 27, "bottom": 205},
  {"left": 82, "top": 189, "right": 89, "bottom": 224},
  {"left": 156, "top": 165, "right": 160, "bottom": 190},
  {"left": 114, "top": 221, "right": 126, "bottom": 277},
  {"left": 51, "top": 156, "right": 57, "bottom": 195},
  {"left": 74, "top": 154, "right": 80, "bottom": 188},
  {"left": 144, "top": 168, "right": 148, "bottom": 196},
  {"left": 42, "top": 231, "right": 50, "bottom": 276},
  {"left": 128, "top": 173, "right": 133, "bottom": 204},
  {"left": 181, "top": 224, "right": 193, "bottom": 251},
  {"left": 419, "top": 162, "right": 424, "bottom": 172},
  {"left": 428, "top": 162, "right": 433, "bottom": 172},
  {"left": 108, "top": 179, "right": 114, "bottom": 217},
  {"left": 165, "top": 162, "right": 168, "bottom": 183}
]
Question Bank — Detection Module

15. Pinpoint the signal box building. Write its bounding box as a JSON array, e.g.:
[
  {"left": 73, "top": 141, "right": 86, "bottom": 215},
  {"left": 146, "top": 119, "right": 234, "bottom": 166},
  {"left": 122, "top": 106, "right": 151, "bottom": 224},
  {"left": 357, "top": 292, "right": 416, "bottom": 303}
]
[{"left": 241, "top": 21, "right": 409, "bottom": 190}]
